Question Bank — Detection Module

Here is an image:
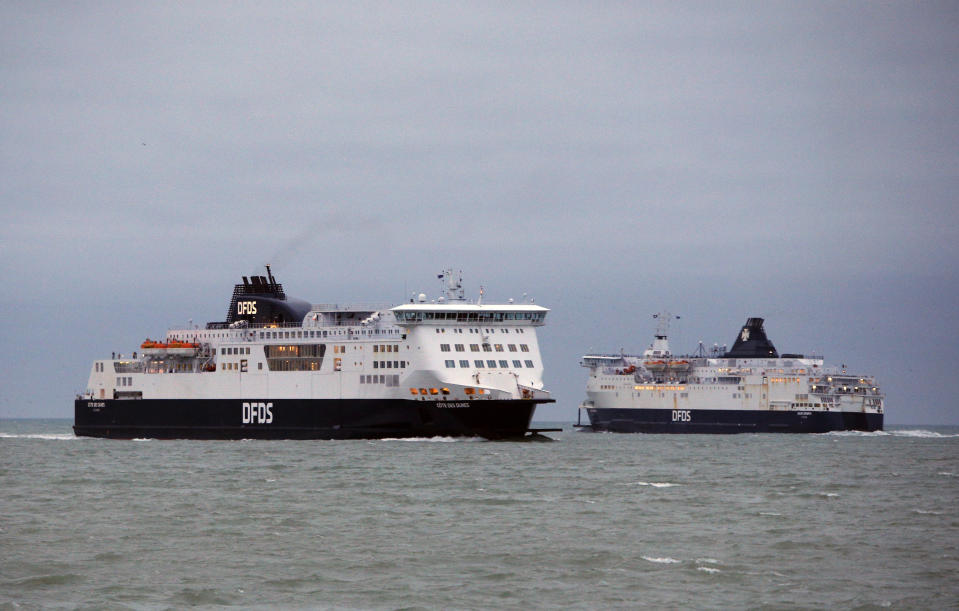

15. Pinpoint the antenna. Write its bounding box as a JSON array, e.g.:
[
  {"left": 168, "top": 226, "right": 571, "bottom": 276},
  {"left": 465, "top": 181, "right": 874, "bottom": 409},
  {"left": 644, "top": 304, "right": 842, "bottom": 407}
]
[
  {"left": 652, "top": 311, "right": 680, "bottom": 338},
  {"left": 438, "top": 268, "right": 466, "bottom": 302}
]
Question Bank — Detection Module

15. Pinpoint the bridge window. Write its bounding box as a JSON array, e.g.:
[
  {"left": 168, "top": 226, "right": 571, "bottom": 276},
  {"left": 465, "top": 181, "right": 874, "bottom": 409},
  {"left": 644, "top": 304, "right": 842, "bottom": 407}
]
[{"left": 445, "top": 360, "right": 455, "bottom": 368}]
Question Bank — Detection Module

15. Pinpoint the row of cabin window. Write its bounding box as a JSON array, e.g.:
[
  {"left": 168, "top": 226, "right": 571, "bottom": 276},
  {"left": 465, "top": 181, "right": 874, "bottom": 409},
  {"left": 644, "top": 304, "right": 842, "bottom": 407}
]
[
  {"left": 373, "top": 344, "right": 398, "bottom": 353},
  {"left": 445, "top": 359, "right": 535, "bottom": 369},
  {"left": 116, "top": 376, "right": 133, "bottom": 386},
  {"left": 258, "top": 329, "right": 349, "bottom": 339},
  {"left": 433, "top": 328, "right": 527, "bottom": 334},
  {"left": 440, "top": 343, "right": 529, "bottom": 353},
  {"left": 222, "top": 347, "right": 251, "bottom": 355},
  {"left": 360, "top": 374, "right": 400, "bottom": 386},
  {"left": 400, "top": 311, "right": 543, "bottom": 322},
  {"left": 373, "top": 360, "right": 406, "bottom": 369}
]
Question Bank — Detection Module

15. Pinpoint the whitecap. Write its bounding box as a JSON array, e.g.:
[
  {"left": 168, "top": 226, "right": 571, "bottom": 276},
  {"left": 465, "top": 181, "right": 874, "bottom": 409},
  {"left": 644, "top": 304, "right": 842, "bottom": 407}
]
[
  {"left": 635, "top": 481, "right": 678, "bottom": 488},
  {"left": 819, "top": 492, "right": 839, "bottom": 498},
  {"left": 759, "top": 511, "right": 783, "bottom": 516},
  {"left": 913, "top": 509, "right": 943, "bottom": 515},
  {"left": 890, "top": 430, "right": 959, "bottom": 438},
  {"left": 695, "top": 558, "right": 720, "bottom": 564},
  {"left": 380, "top": 436, "right": 481, "bottom": 442},
  {"left": 825, "top": 430, "right": 890, "bottom": 437},
  {"left": 0, "top": 432, "right": 77, "bottom": 440},
  {"left": 697, "top": 566, "right": 721, "bottom": 574},
  {"left": 642, "top": 556, "right": 681, "bottom": 564},
  {"left": 938, "top": 472, "right": 956, "bottom": 477}
]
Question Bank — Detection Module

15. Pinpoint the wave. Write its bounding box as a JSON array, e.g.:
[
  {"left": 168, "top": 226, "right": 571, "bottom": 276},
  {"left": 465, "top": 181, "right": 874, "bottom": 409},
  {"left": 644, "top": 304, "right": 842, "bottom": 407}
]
[
  {"left": 642, "top": 556, "right": 681, "bottom": 564},
  {"left": 379, "top": 436, "right": 483, "bottom": 443},
  {"left": 635, "top": 481, "right": 679, "bottom": 488},
  {"left": 888, "top": 429, "right": 959, "bottom": 438},
  {"left": 0, "top": 432, "right": 78, "bottom": 440},
  {"left": 825, "top": 429, "right": 959, "bottom": 438}
]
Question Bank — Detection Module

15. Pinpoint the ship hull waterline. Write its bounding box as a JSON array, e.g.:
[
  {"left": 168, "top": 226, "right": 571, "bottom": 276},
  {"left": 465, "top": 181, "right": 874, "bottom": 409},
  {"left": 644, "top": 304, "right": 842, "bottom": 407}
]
[
  {"left": 584, "top": 407, "right": 882, "bottom": 434},
  {"left": 75, "top": 398, "right": 552, "bottom": 440}
]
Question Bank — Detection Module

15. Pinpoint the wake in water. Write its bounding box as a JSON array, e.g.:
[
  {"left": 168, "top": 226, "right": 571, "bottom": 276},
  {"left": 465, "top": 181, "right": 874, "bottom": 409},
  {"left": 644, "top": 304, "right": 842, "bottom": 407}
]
[
  {"left": 825, "top": 429, "right": 959, "bottom": 438},
  {"left": 0, "top": 433, "right": 78, "bottom": 441},
  {"left": 378, "top": 436, "right": 484, "bottom": 443}
]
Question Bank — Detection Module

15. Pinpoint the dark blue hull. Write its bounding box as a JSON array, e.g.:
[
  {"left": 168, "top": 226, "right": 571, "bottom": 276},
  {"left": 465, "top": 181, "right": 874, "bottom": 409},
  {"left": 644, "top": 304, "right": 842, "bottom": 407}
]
[
  {"left": 74, "top": 397, "right": 549, "bottom": 440},
  {"left": 585, "top": 407, "right": 882, "bottom": 434}
]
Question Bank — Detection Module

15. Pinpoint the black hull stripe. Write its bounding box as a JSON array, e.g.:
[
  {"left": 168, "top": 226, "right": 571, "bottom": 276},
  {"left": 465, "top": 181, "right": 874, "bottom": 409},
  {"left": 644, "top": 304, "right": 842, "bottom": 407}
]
[
  {"left": 74, "top": 398, "right": 549, "bottom": 440},
  {"left": 585, "top": 407, "right": 882, "bottom": 434}
]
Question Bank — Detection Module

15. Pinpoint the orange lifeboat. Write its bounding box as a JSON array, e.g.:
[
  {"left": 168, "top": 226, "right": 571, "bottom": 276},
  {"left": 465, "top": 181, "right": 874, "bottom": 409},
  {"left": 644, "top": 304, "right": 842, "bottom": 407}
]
[
  {"left": 167, "top": 340, "right": 199, "bottom": 356},
  {"left": 141, "top": 339, "right": 169, "bottom": 354}
]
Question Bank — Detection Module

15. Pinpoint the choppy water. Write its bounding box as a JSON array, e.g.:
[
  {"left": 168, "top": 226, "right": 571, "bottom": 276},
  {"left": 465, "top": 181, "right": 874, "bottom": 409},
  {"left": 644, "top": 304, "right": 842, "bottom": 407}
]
[{"left": 1, "top": 419, "right": 957, "bottom": 609}]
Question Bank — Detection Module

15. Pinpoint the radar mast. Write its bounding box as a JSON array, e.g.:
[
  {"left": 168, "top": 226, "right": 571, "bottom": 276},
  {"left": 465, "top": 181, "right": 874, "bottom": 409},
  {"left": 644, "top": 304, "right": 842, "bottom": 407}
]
[{"left": 437, "top": 269, "right": 466, "bottom": 302}]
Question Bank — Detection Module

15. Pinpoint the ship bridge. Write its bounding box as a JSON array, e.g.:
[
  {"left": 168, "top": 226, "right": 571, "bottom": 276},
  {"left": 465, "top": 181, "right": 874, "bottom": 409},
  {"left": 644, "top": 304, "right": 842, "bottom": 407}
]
[{"left": 391, "top": 303, "right": 548, "bottom": 326}]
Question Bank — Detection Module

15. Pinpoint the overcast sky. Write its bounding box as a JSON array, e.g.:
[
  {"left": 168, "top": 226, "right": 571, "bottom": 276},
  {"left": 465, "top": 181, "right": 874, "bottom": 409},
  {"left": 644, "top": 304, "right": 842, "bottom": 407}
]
[{"left": 1, "top": 2, "right": 957, "bottom": 424}]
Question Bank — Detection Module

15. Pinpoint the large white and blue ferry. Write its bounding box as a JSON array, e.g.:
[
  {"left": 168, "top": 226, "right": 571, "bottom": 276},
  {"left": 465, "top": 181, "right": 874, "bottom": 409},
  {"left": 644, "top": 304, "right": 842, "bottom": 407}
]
[
  {"left": 578, "top": 314, "right": 883, "bottom": 433},
  {"left": 74, "top": 268, "right": 554, "bottom": 439}
]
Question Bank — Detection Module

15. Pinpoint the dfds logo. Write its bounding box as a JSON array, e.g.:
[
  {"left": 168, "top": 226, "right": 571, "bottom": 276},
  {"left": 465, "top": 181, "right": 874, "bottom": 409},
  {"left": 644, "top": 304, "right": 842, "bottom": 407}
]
[
  {"left": 242, "top": 402, "right": 273, "bottom": 424},
  {"left": 237, "top": 301, "right": 257, "bottom": 315}
]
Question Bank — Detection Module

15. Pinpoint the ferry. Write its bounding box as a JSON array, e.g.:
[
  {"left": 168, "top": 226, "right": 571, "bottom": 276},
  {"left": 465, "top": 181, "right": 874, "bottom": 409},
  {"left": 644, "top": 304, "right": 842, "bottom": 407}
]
[
  {"left": 74, "top": 267, "right": 554, "bottom": 439},
  {"left": 578, "top": 314, "right": 884, "bottom": 433}
]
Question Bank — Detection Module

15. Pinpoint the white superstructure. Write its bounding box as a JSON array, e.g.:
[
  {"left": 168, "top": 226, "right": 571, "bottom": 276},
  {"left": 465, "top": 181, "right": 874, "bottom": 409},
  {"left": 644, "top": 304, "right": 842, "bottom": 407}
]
[
  {"left": 81, "top": 270, "right": 551, "bottom": 405},
  {"left": 579, "top": 314, "right": 883, "bottom": 433}
]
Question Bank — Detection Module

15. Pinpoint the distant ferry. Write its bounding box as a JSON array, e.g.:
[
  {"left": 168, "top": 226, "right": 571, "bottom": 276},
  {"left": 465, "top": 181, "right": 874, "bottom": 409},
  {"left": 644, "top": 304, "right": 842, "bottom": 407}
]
[
  {"left": 74, "top": 267, "right": 554, "bottom": 439},
  {"left": 578, "top": 314, "right": 883, "bottom": 433}
]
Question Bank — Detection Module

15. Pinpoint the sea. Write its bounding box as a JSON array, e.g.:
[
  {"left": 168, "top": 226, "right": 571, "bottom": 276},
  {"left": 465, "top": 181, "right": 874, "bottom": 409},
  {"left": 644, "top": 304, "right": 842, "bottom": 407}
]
[{"left": 1, "top": 419, "right": 957, "bottom": 609}]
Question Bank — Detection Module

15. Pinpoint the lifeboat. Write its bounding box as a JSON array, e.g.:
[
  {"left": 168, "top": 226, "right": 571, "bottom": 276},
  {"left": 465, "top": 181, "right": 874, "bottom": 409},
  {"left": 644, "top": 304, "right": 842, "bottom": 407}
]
[
  {"left": 668, "top": 360, "right": 691, "bottom": 372},
  {"left": 644, "top": 360, "right": 666, "bottom": 372},
  {"left": 140, "top": 339, "right": 168, "bottom": 354},
  {"left": 141, "top": 339, "right": 198, "bottom": 356},
  {"left": 167, "top": 340, "right": 199, "bottom": 356}
]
